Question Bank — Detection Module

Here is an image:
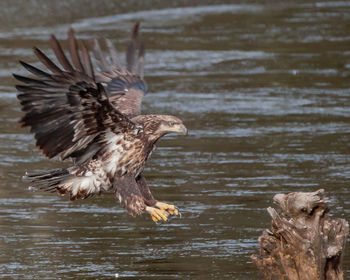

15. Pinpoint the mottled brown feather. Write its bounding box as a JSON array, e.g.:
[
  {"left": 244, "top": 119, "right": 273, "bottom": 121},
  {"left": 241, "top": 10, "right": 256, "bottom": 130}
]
[
  {"left": 16, "top": 29, "right": 136, "bottom": 161},
  {"left": 16, "top": 25, "right": 186, "bottom": 220}
]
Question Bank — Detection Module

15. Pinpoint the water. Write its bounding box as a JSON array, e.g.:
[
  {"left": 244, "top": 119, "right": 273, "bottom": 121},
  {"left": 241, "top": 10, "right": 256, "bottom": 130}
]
[{"left": 0, "top": 1, "right": 349, "bottom": 279}]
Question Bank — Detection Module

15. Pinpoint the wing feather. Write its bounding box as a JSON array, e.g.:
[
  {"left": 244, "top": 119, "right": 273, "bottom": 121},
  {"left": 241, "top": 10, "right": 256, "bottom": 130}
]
[
  {"left": 50, "top": 35, "right": 74, "bottom": 72},
  {"left": 15, "top": 28, "right": 136, "bottom": 161},
  {"left": 79, "top": 40, "right": 94, "bottom": 79},
  {"left": 92, "top": 38, "right": 111, "bottom": 72},
  {"left": 137, "top": 41, "right": 145, "bottom": 79},
  {"left": 68, "top": 28, "right": 84, "bottom": 73},
  {"left": 92, "top": 22, "right": 147, "bottom": 118},
  {"left": 34, "top": 47, "right": 63, "bottom": 74},
  {"left": 126, "top": 22, "right": 139, "bottom": 73},
  {"left": 105, "top": 38, "right": 121, "bottom": 67},
  {"left": 19, "top": 61, "right": 52, "bottom": 79}
]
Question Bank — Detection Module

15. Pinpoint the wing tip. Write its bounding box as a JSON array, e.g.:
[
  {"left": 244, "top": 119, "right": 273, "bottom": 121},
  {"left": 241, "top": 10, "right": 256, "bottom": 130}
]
[
  {"left": 19, "top": 60, "right": 26, "bottom": 66},
  {"left": 132, "top": 22, "right": 140, "bottom": 39},
  {"left": 33, "top": 46, "right": 42, "bottom": 54},
  {"left": 15, "top": 84, "right": 26, "bottom": 91},
  {"left": 68, "top": 27, "right": 75, "bottom": 35},
  {"left": 12, "top": 73, "right": 21, "bottom": 80},
  {"left": 18, "top": 60, "right": 33, "bottom": 71}
]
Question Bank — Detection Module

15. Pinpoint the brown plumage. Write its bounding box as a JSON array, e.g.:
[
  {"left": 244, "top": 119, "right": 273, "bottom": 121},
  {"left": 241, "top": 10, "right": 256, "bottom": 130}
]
[{"left": 15, "top": 23, "right": 187, "bottom": 222}]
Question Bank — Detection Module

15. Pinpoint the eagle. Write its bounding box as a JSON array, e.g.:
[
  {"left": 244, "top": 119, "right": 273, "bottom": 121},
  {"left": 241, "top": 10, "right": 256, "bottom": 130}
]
[{"left": 14, "top": 23, "right": 187, "bottom": 223}]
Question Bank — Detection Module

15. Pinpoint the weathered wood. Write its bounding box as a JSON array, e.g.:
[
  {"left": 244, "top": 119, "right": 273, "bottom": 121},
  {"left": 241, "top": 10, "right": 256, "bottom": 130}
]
[{"left": 251, "top": 189, "right": 349, "bottom": 280}]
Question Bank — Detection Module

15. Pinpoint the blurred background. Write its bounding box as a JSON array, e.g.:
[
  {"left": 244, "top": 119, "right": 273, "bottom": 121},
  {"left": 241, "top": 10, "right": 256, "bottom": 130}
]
[{"left": 0, "top": 0, "right": 349, "bottom": 279}]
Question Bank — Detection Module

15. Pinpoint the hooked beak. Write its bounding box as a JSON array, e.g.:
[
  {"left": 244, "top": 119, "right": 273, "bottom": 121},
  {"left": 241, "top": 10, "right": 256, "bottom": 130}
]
[{"left": 172, "top": 124, "right": 188, "bottom": 135}]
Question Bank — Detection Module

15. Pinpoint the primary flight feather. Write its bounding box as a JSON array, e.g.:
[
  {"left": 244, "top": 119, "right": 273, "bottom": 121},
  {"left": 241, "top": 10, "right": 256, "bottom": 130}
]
[{"left": 15, "top": 23, "right": 187, "bottom": 223}]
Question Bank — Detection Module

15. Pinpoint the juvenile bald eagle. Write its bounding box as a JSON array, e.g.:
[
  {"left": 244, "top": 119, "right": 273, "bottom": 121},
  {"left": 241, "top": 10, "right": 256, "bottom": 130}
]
[{"left": 14, "top": 23, "right": 187, "bottom": 223}]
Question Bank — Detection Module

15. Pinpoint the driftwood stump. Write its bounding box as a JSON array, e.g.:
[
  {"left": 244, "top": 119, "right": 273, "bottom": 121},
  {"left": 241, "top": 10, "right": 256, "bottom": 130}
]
[{"left": 251, "top": 189, "right": 349, "bottom": 280}]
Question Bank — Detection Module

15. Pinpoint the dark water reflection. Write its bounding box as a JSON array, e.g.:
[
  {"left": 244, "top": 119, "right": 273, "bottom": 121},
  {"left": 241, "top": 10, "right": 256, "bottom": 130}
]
[{"left": 0, "top": 1, "right": 349, "bottom": 279}]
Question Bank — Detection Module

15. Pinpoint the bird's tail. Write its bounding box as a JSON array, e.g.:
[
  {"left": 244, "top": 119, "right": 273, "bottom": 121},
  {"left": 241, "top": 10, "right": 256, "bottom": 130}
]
[
  {"left": 23, "top": 167, "right": 102, "bottom": 201},
  {"left": 23, "top": 168, "right": 73, "bottom": 191}
]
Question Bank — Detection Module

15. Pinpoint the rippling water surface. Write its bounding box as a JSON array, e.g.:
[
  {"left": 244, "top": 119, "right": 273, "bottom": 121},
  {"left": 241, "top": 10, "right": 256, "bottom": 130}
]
[{"left": 0, "top": 1, "right": 349, "bottom": 279}]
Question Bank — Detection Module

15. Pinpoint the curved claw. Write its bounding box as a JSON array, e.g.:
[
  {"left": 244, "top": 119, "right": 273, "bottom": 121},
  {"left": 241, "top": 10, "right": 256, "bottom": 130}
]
[
  {"left": 176, "top": 207, "right": 182, "bottom": 218},
  {"left": 155, "top": 202, "right": 180, "bottom": 217},
  {"left": 146, "top": 206, "right": 168, "bottom": 223},
  {"left": 169, "top": 206, "right": 181, "bottom": 218}
]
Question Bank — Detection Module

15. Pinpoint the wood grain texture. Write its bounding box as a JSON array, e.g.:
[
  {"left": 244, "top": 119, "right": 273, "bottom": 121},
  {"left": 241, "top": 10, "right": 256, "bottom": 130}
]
[{"left": 251, "top": 189, "right": 349, "bottom": 280}]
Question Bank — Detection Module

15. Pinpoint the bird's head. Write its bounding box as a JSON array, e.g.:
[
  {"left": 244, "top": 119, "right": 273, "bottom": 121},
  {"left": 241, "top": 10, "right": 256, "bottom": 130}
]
[
  {"left": 133, "top": 115, "right": 187, "bottom": 142},
  {"left": 156, "top": 115, "right": 187, "bottom": 136}
]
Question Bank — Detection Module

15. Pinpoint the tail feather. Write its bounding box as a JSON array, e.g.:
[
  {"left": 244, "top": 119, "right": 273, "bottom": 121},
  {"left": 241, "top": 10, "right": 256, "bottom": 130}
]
[
  {"left": 23, "top": 168, "right": 72, "bottom": 188},
  {"left": 23, "top": 167, "right": 106, "bottom": 201}
]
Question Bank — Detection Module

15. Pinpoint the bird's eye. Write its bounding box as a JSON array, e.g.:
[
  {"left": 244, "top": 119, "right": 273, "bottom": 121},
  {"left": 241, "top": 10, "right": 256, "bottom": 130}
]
[{"left": 169, "top": 122, "right": 174, "bottom": 126}]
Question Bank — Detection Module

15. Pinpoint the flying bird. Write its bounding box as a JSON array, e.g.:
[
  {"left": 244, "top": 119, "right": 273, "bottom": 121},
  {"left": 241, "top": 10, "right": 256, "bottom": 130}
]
[{"left": 14, "top": 23, "right": 187, "bottom": 223}]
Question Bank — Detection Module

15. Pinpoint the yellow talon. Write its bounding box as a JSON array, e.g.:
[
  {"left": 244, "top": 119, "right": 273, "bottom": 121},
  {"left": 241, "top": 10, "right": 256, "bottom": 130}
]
[
  {"left": 155, "top": 202, "right": 179, "bottom": 216},
  {"left": 146, "top": 206, "right": 168, "bottom": 222}
]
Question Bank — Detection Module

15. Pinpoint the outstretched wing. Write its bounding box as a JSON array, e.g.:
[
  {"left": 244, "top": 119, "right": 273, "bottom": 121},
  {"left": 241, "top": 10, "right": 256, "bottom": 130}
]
[
  {"left": 15, "top": 28, "right": 136, "bottom": 162},
  {"left": 92, "top": 22, "right": 147, "bottom": 117}
]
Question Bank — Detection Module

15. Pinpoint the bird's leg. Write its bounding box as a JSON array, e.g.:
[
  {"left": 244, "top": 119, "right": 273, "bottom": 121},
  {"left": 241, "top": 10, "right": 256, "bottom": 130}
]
[
  {"left": 155, "top": 201, "right": 179, "bottom": 216},
  {"left": 145, "top": 206, "right": 169, "bottom": 222}
]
